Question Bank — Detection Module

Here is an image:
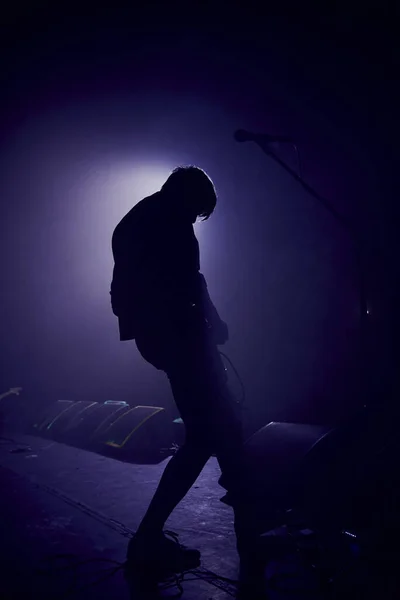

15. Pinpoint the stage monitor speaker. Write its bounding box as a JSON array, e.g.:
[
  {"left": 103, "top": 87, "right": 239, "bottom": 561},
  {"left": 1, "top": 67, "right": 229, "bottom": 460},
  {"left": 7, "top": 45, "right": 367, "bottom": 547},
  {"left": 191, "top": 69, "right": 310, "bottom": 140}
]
[
  {"left": 58, "top": 401, "right": 100, "bottom": 439},
  {"left": 29, "top": 399, "right": 131, "bottom": 448},
  {"left": 220, "top": 421, "right": 331, "bottom": 517},
  {"left": 97, "top": 405, "right": 174, "bottom": 463},
  {"left": 244, "top": 421, "right": 330, "bottom": 472},
  {"left": 31, "top": 400, "right": 75, "bottom": 435},
  {"left": 43, "top": 401, "right": 103, "bottom": 438},
  {"left": 63, "top": 400, "right": 130, "bottom": 448},
  {"left": 223, "top": 410, "right": 400, "bottom": 535},
  {"left": 88, "top": 401, "right": 130, "bottom": 441}
]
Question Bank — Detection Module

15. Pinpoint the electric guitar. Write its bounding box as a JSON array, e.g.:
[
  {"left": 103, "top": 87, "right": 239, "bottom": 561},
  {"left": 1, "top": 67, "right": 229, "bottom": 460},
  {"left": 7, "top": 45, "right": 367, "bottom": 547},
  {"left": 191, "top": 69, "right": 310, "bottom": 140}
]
[{"left": 0, "top": 387, "right": 22, "bottom": 402}]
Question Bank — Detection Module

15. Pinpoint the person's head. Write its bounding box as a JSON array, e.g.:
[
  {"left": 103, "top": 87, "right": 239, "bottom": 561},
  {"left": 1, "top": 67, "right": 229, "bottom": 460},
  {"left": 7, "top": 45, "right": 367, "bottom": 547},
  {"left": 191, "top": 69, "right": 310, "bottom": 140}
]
[{"left": 161, "top": 165, "right": 217, "bottom": 223}]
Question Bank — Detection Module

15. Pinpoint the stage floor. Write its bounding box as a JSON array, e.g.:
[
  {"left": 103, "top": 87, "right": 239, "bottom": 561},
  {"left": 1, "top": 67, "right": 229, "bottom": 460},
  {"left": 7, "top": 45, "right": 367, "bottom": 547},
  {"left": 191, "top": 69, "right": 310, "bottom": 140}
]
[
  {"left": 0, "top": 432, "right": 242, "bottom": 599},
  {"left": 1, "top": 432, "right": 374, "bottom": 599}
]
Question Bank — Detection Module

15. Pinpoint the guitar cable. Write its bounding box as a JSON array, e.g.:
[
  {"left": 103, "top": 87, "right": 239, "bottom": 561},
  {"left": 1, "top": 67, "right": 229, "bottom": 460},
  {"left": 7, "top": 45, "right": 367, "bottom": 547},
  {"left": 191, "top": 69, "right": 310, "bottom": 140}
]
[{"left": 219, "top": 351, "right": 247, "bottom": 410}]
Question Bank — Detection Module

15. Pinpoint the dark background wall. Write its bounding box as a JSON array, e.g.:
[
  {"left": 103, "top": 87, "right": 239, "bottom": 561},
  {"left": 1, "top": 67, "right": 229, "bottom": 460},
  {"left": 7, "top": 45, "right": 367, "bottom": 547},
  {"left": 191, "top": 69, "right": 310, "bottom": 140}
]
[{"left": 0, "top": 9, "right": 398, "bottom": 435}]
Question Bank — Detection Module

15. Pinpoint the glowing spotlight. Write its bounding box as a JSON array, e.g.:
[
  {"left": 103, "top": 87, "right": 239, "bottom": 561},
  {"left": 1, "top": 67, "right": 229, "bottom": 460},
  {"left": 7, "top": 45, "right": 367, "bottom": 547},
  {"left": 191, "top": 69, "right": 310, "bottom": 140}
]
[{"left": 111, "top": 161, "right": 173, "bottom": 211}]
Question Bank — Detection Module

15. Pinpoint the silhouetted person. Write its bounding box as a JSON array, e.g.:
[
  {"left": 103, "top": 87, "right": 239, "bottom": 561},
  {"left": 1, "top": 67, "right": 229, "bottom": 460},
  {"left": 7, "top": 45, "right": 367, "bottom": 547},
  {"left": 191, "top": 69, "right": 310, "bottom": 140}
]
[{"left": 111, "top": 166, "right": 256, "bottom": 589}]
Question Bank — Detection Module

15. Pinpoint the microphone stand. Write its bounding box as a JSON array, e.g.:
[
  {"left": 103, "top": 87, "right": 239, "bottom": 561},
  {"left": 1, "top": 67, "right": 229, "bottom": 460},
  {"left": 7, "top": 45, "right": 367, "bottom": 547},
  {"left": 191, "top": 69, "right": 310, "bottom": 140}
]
[{"left": 246, "top": 138, "right": 371, "bottom": 407}]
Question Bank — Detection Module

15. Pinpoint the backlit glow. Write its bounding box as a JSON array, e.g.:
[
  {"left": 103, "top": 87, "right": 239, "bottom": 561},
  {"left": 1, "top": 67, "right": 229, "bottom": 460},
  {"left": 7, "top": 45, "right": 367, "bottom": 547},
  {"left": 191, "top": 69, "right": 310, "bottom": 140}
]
[{"left": 107, "top": 161, "right": 174, "bottom": 221}]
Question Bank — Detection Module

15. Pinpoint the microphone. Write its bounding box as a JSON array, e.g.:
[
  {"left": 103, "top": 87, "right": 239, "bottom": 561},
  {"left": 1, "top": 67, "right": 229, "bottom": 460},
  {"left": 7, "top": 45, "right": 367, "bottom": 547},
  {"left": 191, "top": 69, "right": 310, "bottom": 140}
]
[{"left": 234, "top": 129, "right": 292, "bottom": 144}]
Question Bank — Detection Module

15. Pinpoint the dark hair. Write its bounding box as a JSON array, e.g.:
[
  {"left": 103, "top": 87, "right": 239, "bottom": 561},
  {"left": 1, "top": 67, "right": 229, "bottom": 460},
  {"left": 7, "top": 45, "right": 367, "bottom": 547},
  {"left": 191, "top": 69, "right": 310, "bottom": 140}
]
[{"left": 161, "top": 165, "right": 217, "bottom": 220}]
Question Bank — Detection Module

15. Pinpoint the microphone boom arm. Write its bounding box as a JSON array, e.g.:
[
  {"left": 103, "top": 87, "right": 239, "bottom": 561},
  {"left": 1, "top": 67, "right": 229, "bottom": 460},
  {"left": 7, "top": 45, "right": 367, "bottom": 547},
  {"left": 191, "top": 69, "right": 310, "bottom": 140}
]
[{"left": 255, "top": 138, "right": 352, "bottom": 234}]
